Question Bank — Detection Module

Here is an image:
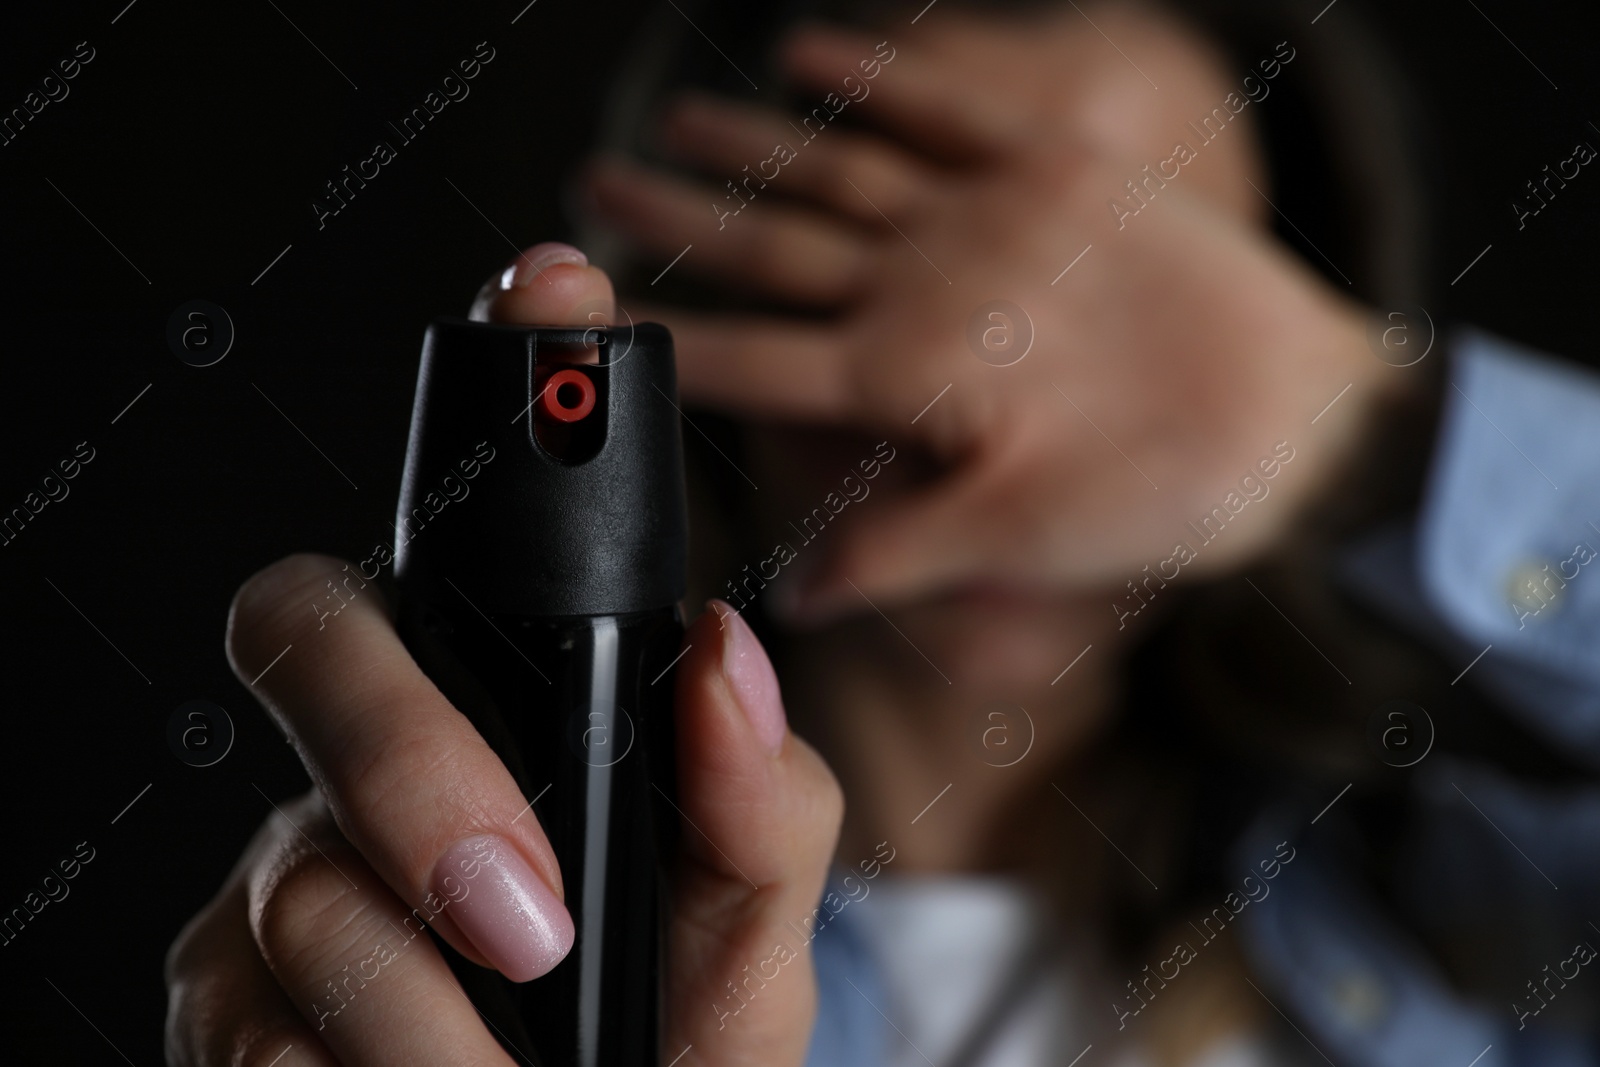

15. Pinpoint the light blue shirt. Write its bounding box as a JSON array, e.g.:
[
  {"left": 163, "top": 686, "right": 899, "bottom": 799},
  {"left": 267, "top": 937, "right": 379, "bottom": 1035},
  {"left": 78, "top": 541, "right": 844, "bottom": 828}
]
[{"left": 804, "top": 330, "right": 1600, "bottom": 1067}]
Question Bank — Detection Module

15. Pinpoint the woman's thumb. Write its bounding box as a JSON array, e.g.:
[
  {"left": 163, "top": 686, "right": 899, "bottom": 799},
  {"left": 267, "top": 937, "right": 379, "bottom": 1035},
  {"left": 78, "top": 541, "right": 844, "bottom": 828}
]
[{"left": 470, "top": 241, "right": 615, "bottom": 326}]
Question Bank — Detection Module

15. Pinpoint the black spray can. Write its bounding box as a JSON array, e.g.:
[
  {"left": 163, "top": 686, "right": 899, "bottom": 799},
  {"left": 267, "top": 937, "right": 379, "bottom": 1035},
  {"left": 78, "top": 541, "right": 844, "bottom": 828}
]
[{"left": 393, "top": 318, "right": 687, "bottom": 1067}]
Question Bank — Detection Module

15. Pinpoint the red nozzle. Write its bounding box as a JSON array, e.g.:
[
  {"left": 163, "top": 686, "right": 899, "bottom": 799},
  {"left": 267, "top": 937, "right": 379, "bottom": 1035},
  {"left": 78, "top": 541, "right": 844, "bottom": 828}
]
[{"left": 539, "top": 368, "right": 596, "bottom": 423}]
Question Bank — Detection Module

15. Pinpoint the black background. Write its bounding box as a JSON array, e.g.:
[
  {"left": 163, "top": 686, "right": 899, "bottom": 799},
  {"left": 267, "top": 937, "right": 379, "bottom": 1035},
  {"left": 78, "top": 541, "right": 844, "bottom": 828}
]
[{"left": 0, "top": 0, "right": 1595, "bottom": 1061}]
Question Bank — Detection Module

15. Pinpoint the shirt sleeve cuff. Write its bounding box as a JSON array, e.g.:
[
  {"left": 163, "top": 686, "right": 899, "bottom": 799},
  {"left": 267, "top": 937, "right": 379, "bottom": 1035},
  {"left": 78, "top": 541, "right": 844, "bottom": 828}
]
[{"left": 1417, "top": 327, "right": 1600, "bottom": 682}]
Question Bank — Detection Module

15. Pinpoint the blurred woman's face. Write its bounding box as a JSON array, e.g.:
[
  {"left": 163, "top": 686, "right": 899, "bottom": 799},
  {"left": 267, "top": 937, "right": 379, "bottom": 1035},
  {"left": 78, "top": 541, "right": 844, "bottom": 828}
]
[{"left": 745, "top": 425, "right": 1115, "bottom": 690}]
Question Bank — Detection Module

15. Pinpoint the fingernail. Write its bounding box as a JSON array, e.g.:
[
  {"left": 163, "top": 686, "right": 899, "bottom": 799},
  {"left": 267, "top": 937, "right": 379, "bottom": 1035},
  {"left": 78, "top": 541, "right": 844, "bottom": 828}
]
[
  {"left": 501, "top": 242, "right": 588, "bottom": 290},
  {"left": 713, "top": 600, "right": 787, "bottom": 754},
  {"left": 433, "top": 834, "right": 574, "bottom": 982}
]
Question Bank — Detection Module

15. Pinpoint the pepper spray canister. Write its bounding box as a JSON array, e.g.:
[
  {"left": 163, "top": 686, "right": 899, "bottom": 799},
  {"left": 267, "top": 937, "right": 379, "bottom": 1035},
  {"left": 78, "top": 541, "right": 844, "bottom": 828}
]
[{"left": 392, "top": 317, "right": 687, "bottom": 1067}]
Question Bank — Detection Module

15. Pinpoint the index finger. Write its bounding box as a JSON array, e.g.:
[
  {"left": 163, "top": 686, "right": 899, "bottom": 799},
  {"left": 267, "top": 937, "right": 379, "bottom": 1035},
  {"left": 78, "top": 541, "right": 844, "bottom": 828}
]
[
  {"left": 227, "top": 553, "right": 574, "bottom": 983},
  {"left": 778, "top": 26, "right": 1022, "bottom": 160},
  {"left": 639, "top": 305, "right": 865, "bottom": 424}
]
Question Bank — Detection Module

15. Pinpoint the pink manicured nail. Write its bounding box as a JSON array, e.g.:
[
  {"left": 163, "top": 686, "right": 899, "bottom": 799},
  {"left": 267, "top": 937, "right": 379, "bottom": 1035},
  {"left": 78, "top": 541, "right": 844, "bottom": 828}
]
[
  {"left": 501, "top": 242, "right": 588, "bottom": 290},
  {"left": 714, "top": 600, "right": 787, "bottom": 754},
  {"left": 433, "top": 835, "right": 573, "bottom": 982}
]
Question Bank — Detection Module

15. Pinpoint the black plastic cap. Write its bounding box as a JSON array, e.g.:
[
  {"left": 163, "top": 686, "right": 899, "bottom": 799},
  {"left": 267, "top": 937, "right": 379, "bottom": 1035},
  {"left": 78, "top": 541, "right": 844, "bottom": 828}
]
[{"left": 395, "top": 317, "right": 688, "bottom": 617}]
